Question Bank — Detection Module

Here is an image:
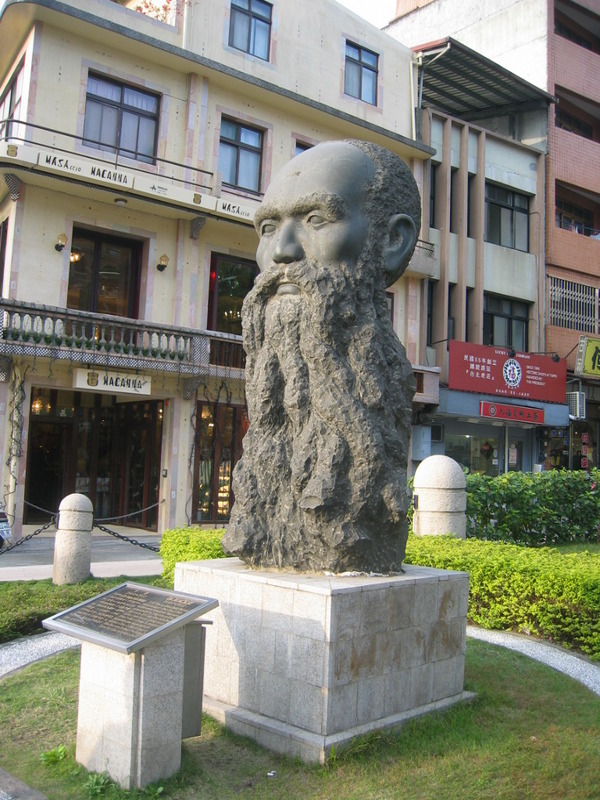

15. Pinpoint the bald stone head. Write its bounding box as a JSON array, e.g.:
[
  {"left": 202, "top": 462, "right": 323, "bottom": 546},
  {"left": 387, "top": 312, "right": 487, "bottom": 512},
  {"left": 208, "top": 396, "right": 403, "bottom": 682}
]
[{"left": 254, "top": 140, "right": 420, "bottom": 289}]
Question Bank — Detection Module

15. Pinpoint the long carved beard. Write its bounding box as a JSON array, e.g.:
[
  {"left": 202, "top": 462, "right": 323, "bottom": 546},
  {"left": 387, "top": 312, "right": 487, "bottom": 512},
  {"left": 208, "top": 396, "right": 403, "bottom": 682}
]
[{"left": 222, "top": 257, "right": 415, "bottom": 573}]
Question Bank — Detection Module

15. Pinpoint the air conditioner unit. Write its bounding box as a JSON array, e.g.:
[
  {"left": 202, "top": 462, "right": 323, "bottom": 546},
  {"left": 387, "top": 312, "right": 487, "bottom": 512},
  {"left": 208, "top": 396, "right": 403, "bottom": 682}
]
[{"left": 567, "top": 391, "right": 586, "bottom": 420}]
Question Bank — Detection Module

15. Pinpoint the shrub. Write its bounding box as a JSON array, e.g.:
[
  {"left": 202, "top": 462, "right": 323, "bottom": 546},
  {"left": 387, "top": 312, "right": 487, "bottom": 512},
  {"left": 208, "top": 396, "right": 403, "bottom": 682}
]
[
  {"left": 465, "top": 468, "right": 600, "bottom": 545},
  {"left": 159, "top": 526, "right": 226, "bottom": 582},
  {"left": 404, "top": 534, "right": 600, "bottom": 659}
]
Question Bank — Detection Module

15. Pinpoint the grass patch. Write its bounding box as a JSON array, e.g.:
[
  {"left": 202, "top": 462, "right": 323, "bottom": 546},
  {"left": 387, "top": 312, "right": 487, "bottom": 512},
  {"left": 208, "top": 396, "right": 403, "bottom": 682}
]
[
  {"left": 0, "top": 575, "right": 170, "bottom": 644},
  {"left": 1, "top": 641, "right": 600, "bottom": 799}
]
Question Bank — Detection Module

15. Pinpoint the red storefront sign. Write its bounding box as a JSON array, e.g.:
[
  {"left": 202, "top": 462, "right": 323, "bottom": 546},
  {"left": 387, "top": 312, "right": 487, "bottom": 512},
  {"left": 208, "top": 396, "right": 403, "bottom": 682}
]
[
  {"left": 448, "top": 341, "right": 566, "bottom": 403},
  {"left": 480, "top": 401, "right": 545, "bottom": 424}
]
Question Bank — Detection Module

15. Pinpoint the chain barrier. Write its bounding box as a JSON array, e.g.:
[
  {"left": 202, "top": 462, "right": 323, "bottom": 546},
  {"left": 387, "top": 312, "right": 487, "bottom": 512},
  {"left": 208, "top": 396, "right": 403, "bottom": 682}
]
[
  {"left": 94, "top": 501, "right": 162, "bottom": 524},
  {"left": 93, "top": 522, "right": 161, "bottom": 553},
  {"left": 0, "top": 499, "right": 162, "bottom": 555},
  {"left": 0, "top": 517, "right": 56, "bottom": 555}
]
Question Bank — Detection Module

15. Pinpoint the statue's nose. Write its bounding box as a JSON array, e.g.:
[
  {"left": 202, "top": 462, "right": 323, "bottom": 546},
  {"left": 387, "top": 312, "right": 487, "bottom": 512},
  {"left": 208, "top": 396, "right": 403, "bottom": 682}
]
[{"left": 272, "top": 220, "right": 304, "bottom": 264}]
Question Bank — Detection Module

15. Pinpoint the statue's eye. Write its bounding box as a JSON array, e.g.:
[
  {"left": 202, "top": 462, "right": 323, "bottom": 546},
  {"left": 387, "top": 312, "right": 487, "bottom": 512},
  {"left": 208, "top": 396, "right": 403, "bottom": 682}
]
[
  {"left": 306, "top": 213, "right": 328, "bottom": 228},
  {"left": 260, "top": 221, "right": 277, "bottom": 236}
]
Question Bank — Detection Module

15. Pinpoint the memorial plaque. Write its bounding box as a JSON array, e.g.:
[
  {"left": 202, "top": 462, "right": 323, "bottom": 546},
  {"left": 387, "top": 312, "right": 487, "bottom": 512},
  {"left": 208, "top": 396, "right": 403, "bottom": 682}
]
[{"left": 43, "top": 582, "right": 218, "bottom": 653}]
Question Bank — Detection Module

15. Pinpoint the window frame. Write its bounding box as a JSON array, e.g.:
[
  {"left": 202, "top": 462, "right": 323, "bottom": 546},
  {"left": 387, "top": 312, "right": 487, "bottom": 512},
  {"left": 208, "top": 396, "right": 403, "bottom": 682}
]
[
  {"left": 218, "top": 117, "right": 264, "bottom": 194},
  {"left": 485, "top": 183, "right": 529, "bottom": 252},
  {"left": 229, "top": 0, "right": 272, "bottom": 61},
  {"left": 344, "top": 41, "right": 379, "bottom": 105},
  {"left": 483, "top": 293, "right": 529, "bottom": 351},
  {"left": 555, "top": 197, "right": 595, "bottom": 237},
  {"left": 207, "top": 252, "right": 259, "bottom": 335},
  {"left": 82, "top": 73, "right": 160, "bottom": 165},
  {"left": 0, "top": 217, "right": 8, "bottom": 296},
  {"left": 67, "top": 228, "right": 142, "bottom": 320},
  {"left": 0, "top": 60, "right": 24, "bottom": 142}
]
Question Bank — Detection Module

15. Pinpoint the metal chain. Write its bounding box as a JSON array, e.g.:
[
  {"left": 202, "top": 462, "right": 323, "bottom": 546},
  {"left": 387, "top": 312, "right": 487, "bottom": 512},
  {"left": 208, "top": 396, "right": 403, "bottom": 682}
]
[
  {"left": 95, "top": 501, "right": 162, "bottom": 524},
  {"left": 93, "top": 522, "right": 161, "bottom": 553},
  {"left": 0, "top": 518, "right": 56, "bottom": 555}
]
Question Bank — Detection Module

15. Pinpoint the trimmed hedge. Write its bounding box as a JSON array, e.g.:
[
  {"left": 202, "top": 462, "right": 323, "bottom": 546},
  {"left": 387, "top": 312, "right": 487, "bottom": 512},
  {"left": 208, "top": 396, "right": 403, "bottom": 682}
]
[
  {"left": 159, "top": 526, "right": 226, "bottom": 582},
  {"left": 158, "top": 523, "right": 600, "bottom": 660},
  {"left": 405, "top": 534, "right": 600, "bottom": 660},
  {"left": 465, "top": 468, "right": 600, "bottom": 545}
]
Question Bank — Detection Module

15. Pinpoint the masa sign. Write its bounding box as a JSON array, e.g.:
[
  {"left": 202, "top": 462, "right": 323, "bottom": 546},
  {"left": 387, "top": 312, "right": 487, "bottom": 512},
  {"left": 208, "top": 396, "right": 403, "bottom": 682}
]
[
  {"left": 74, "top": 368, "right": 151, "bottom": 396},
  {"left": 449, "top": 341, "right": 566, "bottom": 403}
]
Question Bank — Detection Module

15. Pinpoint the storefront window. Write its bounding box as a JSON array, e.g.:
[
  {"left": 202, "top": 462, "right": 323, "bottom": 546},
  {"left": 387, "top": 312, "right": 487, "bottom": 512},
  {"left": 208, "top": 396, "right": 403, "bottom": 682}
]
[
  {"left": 542, "top": 424, "right": 596, "bottom": 470},
  {"left": 445, "top": 433, "right": 501, "bottom": 476},
  {"left": 25, "top": 389, "right": 162, "bottom": 528},
  {"left": 193, "top": 402, "right": 248, "bottom": 522}
]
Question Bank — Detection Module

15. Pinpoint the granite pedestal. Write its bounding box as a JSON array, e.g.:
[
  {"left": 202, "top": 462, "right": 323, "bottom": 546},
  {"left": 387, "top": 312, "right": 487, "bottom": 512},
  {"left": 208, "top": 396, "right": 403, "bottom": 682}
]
[
  {"left": 75, "top": 629, "right": 185, "bottom": 789},
  {"left": 175, "top": 558, "right": 472, "bottom": 763}
]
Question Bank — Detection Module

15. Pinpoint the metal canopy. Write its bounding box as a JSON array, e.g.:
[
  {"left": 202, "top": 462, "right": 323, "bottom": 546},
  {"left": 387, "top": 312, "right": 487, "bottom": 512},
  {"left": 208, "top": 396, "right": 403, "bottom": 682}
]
[{"left": 413, "top": 37, "right": 555, "bottom": 121}]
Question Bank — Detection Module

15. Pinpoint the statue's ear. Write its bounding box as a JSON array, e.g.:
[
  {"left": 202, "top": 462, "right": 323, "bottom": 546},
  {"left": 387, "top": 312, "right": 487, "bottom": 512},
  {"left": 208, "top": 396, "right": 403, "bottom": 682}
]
[{"left": 383, "top": 213, "right": 417, "bottom": 287}]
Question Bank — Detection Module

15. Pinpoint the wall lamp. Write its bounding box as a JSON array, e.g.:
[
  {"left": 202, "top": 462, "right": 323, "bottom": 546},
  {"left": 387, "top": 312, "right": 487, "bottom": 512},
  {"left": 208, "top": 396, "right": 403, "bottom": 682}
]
[
  {"left": 55, "top": 233, "right": 67, "bottom": 252},
  {"left": 157, "top": 254, "right": 169, "bottom": 272}
]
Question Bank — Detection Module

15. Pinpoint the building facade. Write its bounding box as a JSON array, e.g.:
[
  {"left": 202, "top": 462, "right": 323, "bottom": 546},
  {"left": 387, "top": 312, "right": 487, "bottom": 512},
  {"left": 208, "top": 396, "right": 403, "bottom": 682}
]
[
  {"left": 0, "top": 0, "right": 437, "bottom": 538},
  {"left": 389, "top": 0, "right": 600, "bottom": 471}
]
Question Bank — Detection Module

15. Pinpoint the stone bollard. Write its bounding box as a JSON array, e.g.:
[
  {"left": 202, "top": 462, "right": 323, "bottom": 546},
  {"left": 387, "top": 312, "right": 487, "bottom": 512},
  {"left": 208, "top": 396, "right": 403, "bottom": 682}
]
[
  {"left": 52, "top": 494, "right": 94, "bottom": 584},
  {"left": 412, "top": 455, "right": 467, "bottom": 538}
]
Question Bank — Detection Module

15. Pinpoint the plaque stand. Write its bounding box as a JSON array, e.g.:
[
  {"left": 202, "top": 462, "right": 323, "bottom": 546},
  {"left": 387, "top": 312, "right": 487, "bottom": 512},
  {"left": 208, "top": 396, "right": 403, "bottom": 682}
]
[
  {"left": 76, "top": 629, "right": 187, "bottom": 789},
  {"left": 43, "top": 584, "right": 217, "bottom": 789},
  {"left": 175, "top": 558, "right": 474, "bottom": 764}
]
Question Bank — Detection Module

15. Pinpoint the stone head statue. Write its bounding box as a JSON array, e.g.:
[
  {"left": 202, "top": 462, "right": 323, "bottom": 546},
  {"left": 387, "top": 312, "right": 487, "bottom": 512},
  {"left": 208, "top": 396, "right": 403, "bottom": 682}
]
[{"left": 222, "top": 139, "right": 421, "bottom": 573}]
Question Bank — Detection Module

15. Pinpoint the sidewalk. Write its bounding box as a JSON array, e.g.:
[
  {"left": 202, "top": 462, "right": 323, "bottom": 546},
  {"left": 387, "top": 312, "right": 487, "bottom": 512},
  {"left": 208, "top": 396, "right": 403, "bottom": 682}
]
[{"left": 0, "top": 526, "right": 162, "bottom": 582}]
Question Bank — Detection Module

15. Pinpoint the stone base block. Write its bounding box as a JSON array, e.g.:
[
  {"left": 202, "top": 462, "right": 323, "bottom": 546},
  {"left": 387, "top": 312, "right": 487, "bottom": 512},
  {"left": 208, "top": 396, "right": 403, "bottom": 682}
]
[
  {"left": 76, "top": 629, "right": 185, "bottom": 789},
  {"left": 175, "top": 558, "right": 473, "bottom": 763}
]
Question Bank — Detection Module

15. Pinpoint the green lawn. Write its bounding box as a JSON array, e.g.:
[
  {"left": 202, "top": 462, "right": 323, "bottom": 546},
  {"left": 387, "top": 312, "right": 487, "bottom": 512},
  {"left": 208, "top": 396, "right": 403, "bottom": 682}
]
[{"left": 1, "top": 640, "right": 599, "bottom": 799}]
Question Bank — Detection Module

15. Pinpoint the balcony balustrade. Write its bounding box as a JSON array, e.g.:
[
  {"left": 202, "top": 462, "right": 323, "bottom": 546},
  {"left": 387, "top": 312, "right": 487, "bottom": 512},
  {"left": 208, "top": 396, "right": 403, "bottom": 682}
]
[{"left": 0, "top": 299, "right": 245, "bottom": 377}]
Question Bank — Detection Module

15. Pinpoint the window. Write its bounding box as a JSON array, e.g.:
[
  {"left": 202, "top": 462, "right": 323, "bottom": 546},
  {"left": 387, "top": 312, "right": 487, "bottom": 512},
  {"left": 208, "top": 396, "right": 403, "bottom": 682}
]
[
  {"left": 549, "top": 276, "right": 600, "bottom": 333},
  {"left": 483, "top": 294, "right": 529, "bottom": 351},
  {"left": 429, "top": 164, "right": 437, "bottom": 229},
  {"left": 555, "top": 12, "right": 600, "bottom": 54},
  {"left": 446, "top": 432, "right": 500, "bottom": 477},
  {"left": 83, "top": 74, "right": 159, "bottom": 164},
  {"left": 67, "top": 229, "right": 141, "bottom": 319},
  {"left": 219, "top": 118, "right": 263, "bottom": 193},
  {"left": 556, "top": 107, "right": 594, "bottom": 141},
  {"left": 193, "top": 402, "right": 248, "bottom": 522},
  {"left": 0, "top": 61, "right": 24, "bottom": 141},
  {"left": 208, "top": 253, "right": 258, "bottom": 335},
  {"left": 295, "top": 140, "right": 312, "bottom": 157},
  {"left": 344, "top": 42, "right": 378, "bottom": 105},
  {"left": 0, "top": 218, "right": 7, "bottom": 296},
  {"left": 485, "top": 184, "right": 529, "bottom": 252},
  {"left": 449, "top": 168, "right": 459, "bottom": 233},
  {"left": 555, "top": 198, "right": 595, "bottom": 236},
  {"left": 229, "top": 0, "right": 272, "bottom": 60}
]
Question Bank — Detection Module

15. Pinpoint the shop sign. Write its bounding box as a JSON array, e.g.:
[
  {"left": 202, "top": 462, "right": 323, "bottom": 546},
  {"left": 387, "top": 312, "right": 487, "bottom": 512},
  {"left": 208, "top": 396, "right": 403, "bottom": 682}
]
[
  {"left": 480, "top": 401, "right": 545, "bottom": 425},
  {"left": 73, "top": 368, "right": 151, "bottom": 396},
  {"left": 449, "top": 341, "right": 566, "bottom": 403},
  {"left": 31, "top": 145, "right": 256, "bottom": 225},
  {"left": 574, "top": 336, "right": 600, "bottom": 379}
]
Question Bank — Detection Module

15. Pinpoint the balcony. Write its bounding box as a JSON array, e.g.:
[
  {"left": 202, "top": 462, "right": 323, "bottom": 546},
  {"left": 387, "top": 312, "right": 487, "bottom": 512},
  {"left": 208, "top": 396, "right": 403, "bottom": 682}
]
[
  {"left": 404, "top": 239, "right": 437, "bottom": 279},
  {"left": 0, "top": 299, "right": 245, "bottom": 379},
  {"left": 0, "top": 120, "right": 260, "bottom": 225}
]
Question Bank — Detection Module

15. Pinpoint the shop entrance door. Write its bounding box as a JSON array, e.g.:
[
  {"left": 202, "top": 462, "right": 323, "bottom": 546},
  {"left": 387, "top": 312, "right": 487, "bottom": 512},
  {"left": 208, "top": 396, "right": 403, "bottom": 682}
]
[{"left": 25, "top": 389, "right": 162, "bottom": 529}]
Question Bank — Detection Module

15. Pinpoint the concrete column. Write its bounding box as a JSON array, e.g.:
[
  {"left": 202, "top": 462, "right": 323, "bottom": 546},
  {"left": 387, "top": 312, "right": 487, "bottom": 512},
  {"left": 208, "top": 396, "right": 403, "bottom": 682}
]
[{"left": 52, "top": 493, "right": 93, "bottom": 584}]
